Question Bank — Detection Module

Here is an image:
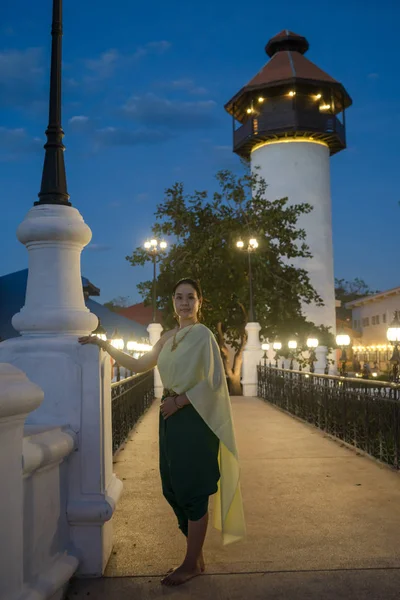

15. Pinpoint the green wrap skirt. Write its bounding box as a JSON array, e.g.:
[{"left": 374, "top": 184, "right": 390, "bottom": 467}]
[{"left": 159, "top": 394, "right": 220, "bottom": 537}]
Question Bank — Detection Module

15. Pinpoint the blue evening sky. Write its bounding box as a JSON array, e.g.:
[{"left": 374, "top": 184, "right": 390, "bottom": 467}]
[{"left": 1, "top": 0, "right": 399, "bottom": 304}]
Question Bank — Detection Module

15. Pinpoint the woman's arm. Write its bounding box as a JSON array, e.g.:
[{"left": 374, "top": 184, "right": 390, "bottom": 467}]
[{"left": 79, "top": 335, "right": 166, "bottom": 374}]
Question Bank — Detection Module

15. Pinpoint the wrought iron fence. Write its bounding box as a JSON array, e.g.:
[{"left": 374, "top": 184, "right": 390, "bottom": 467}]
[
  {"left": 111, "top": 371, "right": 154, "bottom": 454},
  {"left": 257, "top": 365, "right": 400, "bottom": 469}
]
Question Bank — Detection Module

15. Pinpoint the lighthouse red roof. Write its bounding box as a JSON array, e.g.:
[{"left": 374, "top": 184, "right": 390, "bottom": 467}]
[
  {"left": 225, "top": 30, "right": 352, "bottom": 118},
  {"left": 247, "top": 51, "right": 338, "bottom": 89}
]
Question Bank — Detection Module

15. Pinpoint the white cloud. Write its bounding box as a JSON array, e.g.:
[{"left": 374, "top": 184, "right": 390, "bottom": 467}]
[
  {"left": 0, "top": 47, "right": 45, "bottom": 107},
  {"left": 83, "top": 41, "right": 171, "bottom": 82},
  {"left": 0, "top": 127, "right": 42, "bottom": 161},
  {"left": 122, "top": 93, "right": 217, "bottom": 129},
  {"left": 85, "top": 49, "right": 120, "bottom": 79},
  {"left": 69, "top": 115, "right": 89, "bottom": 124},
  {"left": 86, "top": 243, "right": 112, "bottom": 252},
  {"left": 94, "top": 126, "right": 173, "bottom": 147},
  {"left": 135, "top": 193, "right": 150, "bottom": 203},
  {"left": 159, "top": 78, "right": 208, "bottom": 95}
]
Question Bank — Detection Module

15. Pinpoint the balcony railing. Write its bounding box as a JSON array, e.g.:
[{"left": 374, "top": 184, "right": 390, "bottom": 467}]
[
  {"left": 257, "top": 365, "right": 400, "bottom": 469},
  {"left": 234, "top": 109, "right": 346, "bottom": 151},
  {"left": 111, "top": 371, "right": 154, "bottom": 454}
]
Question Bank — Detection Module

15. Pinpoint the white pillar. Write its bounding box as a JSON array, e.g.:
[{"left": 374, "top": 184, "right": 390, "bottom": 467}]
[
  {"left": 0, "top": 363, "right": 43, "bottom": 599},
  {"left": 315, "top": 345, "right": 330, "bottom": 374},
  {"left": 0, "top": 203, "right": 121, "bottom": 576},
  {"left": 251, "top": 140, "right": 336, "bottom": 336},
  {"left": 12, "top": 205, "right": 97, "bottom": 335},
  {"left": 242, "top": 322, "right": 262, "bottom": 396},
  {"left": 147, "top": 323, "right": 163, "bottom": 399}
]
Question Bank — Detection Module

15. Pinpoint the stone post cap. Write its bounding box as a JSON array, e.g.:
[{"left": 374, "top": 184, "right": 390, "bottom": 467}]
[{"left": 0, "top": 363, "right": 43, "bottom": 419}]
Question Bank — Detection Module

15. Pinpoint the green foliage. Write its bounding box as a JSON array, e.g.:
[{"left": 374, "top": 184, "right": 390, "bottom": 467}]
[
  {"left": 103, "top": 296, "right": 130, "bottom": 312},
  {"left": 126, "top": 168, "right": 331, "bottom": 354},
  {"left": 335, "top": 278, "right": 379, "bottom": 321}
]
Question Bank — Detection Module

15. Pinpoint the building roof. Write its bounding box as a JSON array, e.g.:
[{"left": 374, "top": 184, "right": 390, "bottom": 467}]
[
  {"left": 246, "top": 50, "right": 338, "bottom": 89},
  {"left": 225, "top": 30, "right": 352, "bottom": 118},
  {"left": 345, "top": 286, "right": 400, "bottom": 309},
  {"left": 0, "top": 269, "right": 147, "bottom": 341},
  {"left": 117, "top": 302, "right": 163, "bottom": 327}
]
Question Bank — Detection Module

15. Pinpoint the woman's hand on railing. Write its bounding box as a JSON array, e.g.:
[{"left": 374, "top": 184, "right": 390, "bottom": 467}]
[{"left": 78, "top": 335, "right": 108, "bottom": 350}]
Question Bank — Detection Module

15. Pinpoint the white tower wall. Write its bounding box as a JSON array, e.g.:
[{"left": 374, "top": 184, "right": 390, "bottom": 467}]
[{"left": 251, "top": 139, "right": 336, "bottom": 333}]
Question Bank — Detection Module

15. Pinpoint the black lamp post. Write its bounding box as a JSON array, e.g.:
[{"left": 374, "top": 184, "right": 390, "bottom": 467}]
[
  {"left": 307, "top": 338, "right": 318, "bottom": 373},
  {"left": 110, "top": 329, "right": 124, "bottom": 382},
  {"left": 336, "top": 333, "right": 351, "bottom": 377},
  {"left": 272, "top": 342, "right": 281, "bottom": 368},
  {"left": 144, "top": 239, "right": 168, "bottom": 323},
  {"left": 288, "top": 340, "right": 297, "bottom": 370},
  {"left": 387, "top": 312, "right": 400, "bottom": 383},
  {"left": 36, "top": 0, "right": 70, "bottom": 207},
  {"left": 237, "top": 238, "right": 258, "bottom": 322},
  {"left": 261, "top": 343, "right": 269, "bottom": 367}
]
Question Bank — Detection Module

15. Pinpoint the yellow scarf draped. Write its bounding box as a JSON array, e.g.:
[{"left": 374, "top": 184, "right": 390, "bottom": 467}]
[{"left": 157, "top": 323, "right": 246, "bottom": 545}]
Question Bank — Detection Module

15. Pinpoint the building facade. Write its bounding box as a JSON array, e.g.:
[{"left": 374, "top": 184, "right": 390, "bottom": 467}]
[{"left": 346, "top": 287, "right": 400, "bottom": 371}]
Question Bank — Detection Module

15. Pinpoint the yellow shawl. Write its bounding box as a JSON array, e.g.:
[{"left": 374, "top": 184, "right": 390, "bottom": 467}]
[{"left": 157, "top": 323, "right": 246, "bottom": 545}]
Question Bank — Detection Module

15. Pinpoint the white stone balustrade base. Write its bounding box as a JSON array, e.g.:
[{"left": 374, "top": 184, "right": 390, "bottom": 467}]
[
  {"left": 0, "top": 363, "right": 43, "bottom": 600},
  {"left": 241, "top": 322, "right": 263, "bottom": 397},
  {"left": 147, "top": 323, "right": 163, "bottom": 399}
]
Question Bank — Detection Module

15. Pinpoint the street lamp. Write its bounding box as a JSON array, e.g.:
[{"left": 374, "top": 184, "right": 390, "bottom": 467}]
[
  {"left": 387, "top": 312, "right": 400, "bottom": 382},
  {"left": 261, "top": 343, "right": 269, "bottom": 367},
  {"left": 144, "top": 238, "right": 168, "bottom": 323},
  {"left": 273, "top": 341, "right": 282, "bottom": 368},
  {"left": 236, "top": 237, "right": 258, "bottom": 322},
  {"left": 306, "top": 338, "right": 318, "bottom": 373},
  {"left": 288, "top": 340, "right": 297, "bottom": 370},
  {"left": 336, "top": 333, "right": 351, "bottom": 377},
  {"left": 110, "top": 329, "right": 124, "bottom": 382},
  {"left": 36, "top": 0, "right": 70, "bottom": 207}
]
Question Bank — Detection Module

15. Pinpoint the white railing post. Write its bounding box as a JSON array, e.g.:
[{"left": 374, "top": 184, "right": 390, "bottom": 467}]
[
  {"left": 0, "top": 364, "right": 43, "bottom": 600},
  {"left": 241, "top": 322, "right": 263, "bottom": 396},
  {"left": 147, "top": 323, "right": 163, "bottom": 399},
  {"left": 0, "top": 202, "right": 122, "bottom": 577}
]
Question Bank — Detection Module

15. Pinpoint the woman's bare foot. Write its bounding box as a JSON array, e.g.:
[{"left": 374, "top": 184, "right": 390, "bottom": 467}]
[
  {"left": 161, "top": 561, "right": 202, "bottom": 586},
  {"left": 165, "top": 551, "right": 205, "bottom": 575}
]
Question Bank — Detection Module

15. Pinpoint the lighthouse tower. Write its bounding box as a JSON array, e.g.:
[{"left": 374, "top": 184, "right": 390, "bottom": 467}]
[{"left": 225, "top": 30, "right": 352, "bottom": 333}]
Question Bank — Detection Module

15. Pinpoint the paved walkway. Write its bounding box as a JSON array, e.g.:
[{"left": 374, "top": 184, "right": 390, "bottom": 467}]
[{"left": 68, "top": 397, "right": 400, "bottom": 599}]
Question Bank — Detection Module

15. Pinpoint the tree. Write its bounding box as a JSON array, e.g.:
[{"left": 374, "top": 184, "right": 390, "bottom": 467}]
[
  {"left": 104, "top": 296, "right": 130, "bottom": 313},
  {"left": 127, "top": 169, "right": 334, "bottom": 394},
  {"left": 335, "top": 278, "right": 379, "bottom": 322}
]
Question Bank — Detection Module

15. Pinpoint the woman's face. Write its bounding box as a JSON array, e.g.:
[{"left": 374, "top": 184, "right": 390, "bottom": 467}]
[{"left": 173, "top": 284, "right": 201, "bottom": 322}]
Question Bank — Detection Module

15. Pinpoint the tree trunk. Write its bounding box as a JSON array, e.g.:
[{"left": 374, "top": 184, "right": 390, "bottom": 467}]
[
  {"left": 228, "top": 370, "right": 242, "bottom": 395},
  {"left": 216, "top": 323, "right": 247, "bottom": 396}
]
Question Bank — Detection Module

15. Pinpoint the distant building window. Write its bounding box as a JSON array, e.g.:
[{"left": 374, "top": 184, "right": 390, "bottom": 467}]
[
  {"left": 383, "top": 314, "right": 387, "bottom": 324},
  {"left": 353, "top": 320, "right": 358, "bottom": 330},
  {"left": 362, "top": 317, "right": 370, "bottom": 327},
  {"left": 372, "top": 316, "right": 376, "bottom": 325},
  {"left": 376, "top": 315, "right": 380, "bottom": 325}
]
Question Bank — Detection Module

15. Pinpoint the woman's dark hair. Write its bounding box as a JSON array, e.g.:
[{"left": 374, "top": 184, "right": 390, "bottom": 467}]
[{"left": 173, "top": 278, "right": 202, "bottom": 299}]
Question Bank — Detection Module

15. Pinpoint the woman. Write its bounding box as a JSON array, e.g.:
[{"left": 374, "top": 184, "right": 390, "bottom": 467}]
[{"left": 79, "top": 278, "right": 245, "bottom": 586}]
